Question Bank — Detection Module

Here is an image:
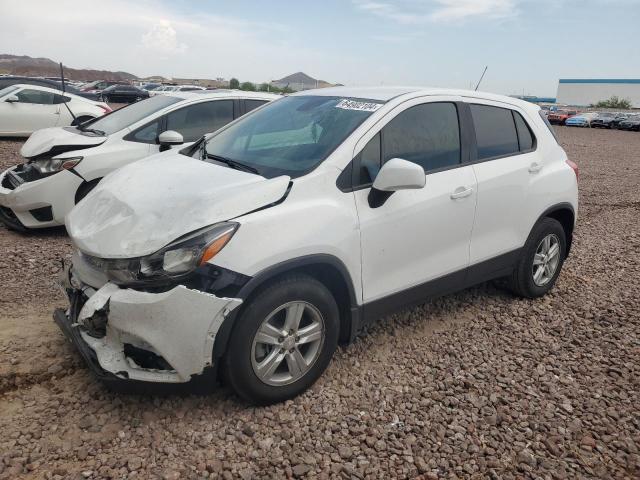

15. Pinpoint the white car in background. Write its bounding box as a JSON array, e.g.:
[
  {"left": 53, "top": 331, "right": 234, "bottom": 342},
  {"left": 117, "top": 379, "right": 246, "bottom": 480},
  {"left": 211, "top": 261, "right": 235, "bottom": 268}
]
[
  {"left": 0, "top": 91, "right": 277, "bottom": 230},
  {"left": 0, "top": 84, "right": 111, "bottom": 137}
]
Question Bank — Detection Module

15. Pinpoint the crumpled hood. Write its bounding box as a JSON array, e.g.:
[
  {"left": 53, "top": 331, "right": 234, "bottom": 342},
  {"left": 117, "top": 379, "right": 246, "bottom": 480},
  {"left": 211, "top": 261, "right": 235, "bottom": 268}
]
[
  {"left": 66, "top": 153, "right": 290, "bottom": 258},
  {"left": 20, "top": 127, "right": 107, "bottom": 158}
]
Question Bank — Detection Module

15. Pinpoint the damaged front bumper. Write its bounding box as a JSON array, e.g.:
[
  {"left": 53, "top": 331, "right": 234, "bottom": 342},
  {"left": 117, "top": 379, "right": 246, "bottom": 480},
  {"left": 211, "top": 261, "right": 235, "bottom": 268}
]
[
  {"left": 0, "top": 164, "right": 83, "bottom": 229},
  {"left": 55, "top": 266, "right": 242, "bottom": 385}
]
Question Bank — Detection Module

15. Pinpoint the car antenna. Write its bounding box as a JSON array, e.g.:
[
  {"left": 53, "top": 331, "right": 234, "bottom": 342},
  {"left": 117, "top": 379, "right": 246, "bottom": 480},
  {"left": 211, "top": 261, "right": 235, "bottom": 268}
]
[
  {"left": 59, "top": 61, "right": 77, "bottom": 123},
  {"left": 474, "top": 66, "right": 488, "bottom": 91}
]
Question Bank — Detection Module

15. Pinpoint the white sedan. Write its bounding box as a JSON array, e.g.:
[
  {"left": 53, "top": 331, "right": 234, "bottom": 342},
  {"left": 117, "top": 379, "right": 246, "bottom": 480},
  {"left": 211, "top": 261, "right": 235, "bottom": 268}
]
[
  {"left": 0, "top": 90, "right": 278, "bottom": 230},
  {"left": 0, "top": 84, "right": 111, "bottom": 137}
]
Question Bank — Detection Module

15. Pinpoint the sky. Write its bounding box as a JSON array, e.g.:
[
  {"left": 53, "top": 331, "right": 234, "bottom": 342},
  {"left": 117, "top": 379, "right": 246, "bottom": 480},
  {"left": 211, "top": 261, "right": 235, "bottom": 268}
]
[{"left": 1, "top": 0, "right": 639, "bottom": 96}]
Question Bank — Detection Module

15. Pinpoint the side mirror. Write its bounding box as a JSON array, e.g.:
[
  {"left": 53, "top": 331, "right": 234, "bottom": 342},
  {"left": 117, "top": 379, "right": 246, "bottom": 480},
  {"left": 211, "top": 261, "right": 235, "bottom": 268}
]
[
  {"left": 158, "top": 130, "right": 184, "bottom": 151},
  {"left": 372, "top": 158, "right": 426, "bottom": 191},
  {"left": 368, "top": 158, "right": 426, "bottom": 208},
  {"left": 5, "top": 95, "right": 19, "bottom": 103}
]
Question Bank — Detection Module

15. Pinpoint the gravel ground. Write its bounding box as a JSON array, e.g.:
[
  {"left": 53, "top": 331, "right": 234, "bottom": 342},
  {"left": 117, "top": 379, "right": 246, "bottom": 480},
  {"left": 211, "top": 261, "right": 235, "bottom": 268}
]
[{"left": 0, "top": 127, "right": 639, "bottom": 479}]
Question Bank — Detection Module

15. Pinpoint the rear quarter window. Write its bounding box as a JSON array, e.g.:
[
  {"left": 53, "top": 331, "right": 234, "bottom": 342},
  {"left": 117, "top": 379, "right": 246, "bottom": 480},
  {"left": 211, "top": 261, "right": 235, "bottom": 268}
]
[{"left": 539, "top": 110, "right": 559, "bottom": 143}]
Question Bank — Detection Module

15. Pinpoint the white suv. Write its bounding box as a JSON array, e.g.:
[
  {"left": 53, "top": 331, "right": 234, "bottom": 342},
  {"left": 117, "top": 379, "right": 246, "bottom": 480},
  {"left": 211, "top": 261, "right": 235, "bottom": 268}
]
[{"left": 55, "top": 87, "right": 578, "bottom": 404}]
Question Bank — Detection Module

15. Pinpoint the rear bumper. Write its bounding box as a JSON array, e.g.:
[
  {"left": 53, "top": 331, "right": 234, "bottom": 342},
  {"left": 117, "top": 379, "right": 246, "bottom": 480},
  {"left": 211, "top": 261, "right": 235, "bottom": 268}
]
[{"left": 54, "top": 264, "right": 243, "bottom": 385}]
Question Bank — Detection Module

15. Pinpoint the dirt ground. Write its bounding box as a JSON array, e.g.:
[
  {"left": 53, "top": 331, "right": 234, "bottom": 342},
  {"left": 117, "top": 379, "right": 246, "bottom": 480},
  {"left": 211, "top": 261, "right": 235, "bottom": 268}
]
[{"left": 0, "top": 127, "right": 638, "bottom": 479}]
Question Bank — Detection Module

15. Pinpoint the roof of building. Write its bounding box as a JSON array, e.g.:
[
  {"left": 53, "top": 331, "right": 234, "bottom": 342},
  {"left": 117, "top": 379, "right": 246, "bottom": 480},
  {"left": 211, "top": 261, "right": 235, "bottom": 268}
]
[{"left": 559, "top": 79, "right": 640, "bottom": 84}]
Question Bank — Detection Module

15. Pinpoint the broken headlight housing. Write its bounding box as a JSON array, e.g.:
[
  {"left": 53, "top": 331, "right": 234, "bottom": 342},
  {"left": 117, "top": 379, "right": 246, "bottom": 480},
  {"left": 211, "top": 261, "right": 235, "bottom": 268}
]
[
  {"left": 32, "top": 156, "right": 83, "bottom": 174},
  {"left": 81, "top": 222, "right": 238, "bottom": 286}
]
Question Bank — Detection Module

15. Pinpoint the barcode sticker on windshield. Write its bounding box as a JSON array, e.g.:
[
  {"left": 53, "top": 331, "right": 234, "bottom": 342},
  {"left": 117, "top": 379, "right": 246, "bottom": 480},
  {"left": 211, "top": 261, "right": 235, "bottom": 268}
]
[{"left": 335, "top": 99, "right": 382, "bottom": 112}]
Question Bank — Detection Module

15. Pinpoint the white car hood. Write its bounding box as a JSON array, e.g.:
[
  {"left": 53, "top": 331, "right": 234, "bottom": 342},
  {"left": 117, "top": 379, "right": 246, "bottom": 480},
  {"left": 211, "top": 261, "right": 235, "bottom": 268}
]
[
  {"left": 20, "top": 127, "right": 107, "bottom": 158},
  {"left": 67, "top": 153, "right": 291, "bottom": 258}
]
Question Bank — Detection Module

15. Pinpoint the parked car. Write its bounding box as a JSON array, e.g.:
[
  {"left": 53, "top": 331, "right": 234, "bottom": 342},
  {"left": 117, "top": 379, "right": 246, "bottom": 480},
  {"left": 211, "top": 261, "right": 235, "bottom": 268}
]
[
  {"left": 81, "top": 80, "right": 124, "bottom": 94},
  {"left": 0, "top": 91, "right": 277, "bottom": 229},
  {"left": 100, "top": 85, "right": 150, "bottom": 103},
  {"left": 618, "top": 114, "right": 640, "bottom": 131},
  {"left": 148, "top": 85, "right": 175, "bottom": 97},
  {"left": 0, "top": 84, "right": 111, "bottom": 137},
  {"left": 611, "top": 113, "right": 633, "bottom": 129},
  {"left": 141, "top": 83, "right": 162, "bottom": 92},
  {"left": 0, "top": 76, "right": 99, "bottom": 101},
  {"left": 54, "top": 87, "right": 579, "bottom": 404},
  {"left": 547, "top": 110, "right": 578, "bottom": 125},
  {"left": 590, "top": 112, "right": 617, "bottom": 128},
  {"left": 565, "top": 112, "right": 598, "bottom": 127}
]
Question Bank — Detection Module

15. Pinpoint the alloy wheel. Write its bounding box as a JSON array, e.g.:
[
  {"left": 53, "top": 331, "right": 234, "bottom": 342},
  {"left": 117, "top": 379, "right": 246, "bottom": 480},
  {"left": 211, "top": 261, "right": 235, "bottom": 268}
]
[
  {"left": 532, "top": 233, "right": 561, "bottom": 286},
  {"left": 251, "top": 301, "right": 325, "bottom": 386}
]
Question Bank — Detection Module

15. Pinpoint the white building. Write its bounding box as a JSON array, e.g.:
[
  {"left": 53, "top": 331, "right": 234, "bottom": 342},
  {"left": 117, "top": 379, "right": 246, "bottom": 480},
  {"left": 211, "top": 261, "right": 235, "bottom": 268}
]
[{"left": 556, "top": 79, "right": 640, "bottom": 107}]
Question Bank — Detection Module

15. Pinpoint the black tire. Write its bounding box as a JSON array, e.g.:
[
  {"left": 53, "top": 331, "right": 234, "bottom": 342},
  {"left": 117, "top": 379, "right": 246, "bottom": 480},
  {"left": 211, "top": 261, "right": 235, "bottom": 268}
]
[
  {"left": 75, "top": 178, "right": 101, "bottom": 204},
  {"left": 508, "top": 217, "right": 567, "bottom": 299},
  {"left": 223, "top": 274, "right": 339, "bottom": 405}
]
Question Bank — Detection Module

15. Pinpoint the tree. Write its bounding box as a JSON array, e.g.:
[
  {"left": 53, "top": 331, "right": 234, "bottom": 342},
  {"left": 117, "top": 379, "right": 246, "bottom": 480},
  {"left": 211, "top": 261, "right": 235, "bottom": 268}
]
[
  {"left": 258, "top": 82, "right": 270, "bottom": 92},
  {"left": 593, "top": 96, "right": 632, "bottom": 110},
  {"left": 240, "top": 81, "right": 256, "bottom": 91},
  {"left": 229, "top": 78, "right": 239, "bottom": 89}
]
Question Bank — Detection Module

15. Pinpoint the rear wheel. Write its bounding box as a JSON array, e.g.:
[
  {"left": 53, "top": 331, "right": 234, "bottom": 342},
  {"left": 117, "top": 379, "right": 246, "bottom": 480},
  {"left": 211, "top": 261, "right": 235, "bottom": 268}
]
[
  {"left": 508, "top": 217, "right": 566, "bottom": 298},
  {"left": 223, "top": 274, "right": 339, "bottom": 405}
]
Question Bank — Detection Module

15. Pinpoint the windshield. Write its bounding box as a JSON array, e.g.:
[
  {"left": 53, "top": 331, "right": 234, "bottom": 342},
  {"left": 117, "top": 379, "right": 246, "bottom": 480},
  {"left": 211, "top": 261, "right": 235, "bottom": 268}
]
[
  {"left": 203, "top": 96, "right": 383, "bottom": 178},
  {"left": 0, "top": 85, "right": 20, "bottom": 98},
  {"left": 83, "top": 95, "right": 181, "bottom": 135}
]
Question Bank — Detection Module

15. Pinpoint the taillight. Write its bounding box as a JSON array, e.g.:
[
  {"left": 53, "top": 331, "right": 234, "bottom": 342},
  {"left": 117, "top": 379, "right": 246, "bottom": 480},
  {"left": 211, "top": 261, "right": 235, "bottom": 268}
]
[{"left": 566, "top": 159, "right": 579, "bottom": 181}]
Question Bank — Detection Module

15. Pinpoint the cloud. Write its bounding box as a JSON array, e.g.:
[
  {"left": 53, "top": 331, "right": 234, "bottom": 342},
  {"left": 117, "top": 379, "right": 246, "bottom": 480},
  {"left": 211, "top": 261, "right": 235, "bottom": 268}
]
[
  {"left": 353, "top": 0, "right": 518, "bottom": 23},
  {"left": 0, "top": 0, "right": 331, "bottom": 82},
  {"left": 141, "top": 21, "right": 187, "bottom": 56}
]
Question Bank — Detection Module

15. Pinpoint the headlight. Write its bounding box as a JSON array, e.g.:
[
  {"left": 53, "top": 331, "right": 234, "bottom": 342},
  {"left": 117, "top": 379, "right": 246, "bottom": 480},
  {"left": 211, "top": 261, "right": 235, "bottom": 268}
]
[
  {"left": 33, "top": 156, "right": 82, "bottom": 174},
  {"left": 81, "top": 222, "right": 238, "bottom": 286}
]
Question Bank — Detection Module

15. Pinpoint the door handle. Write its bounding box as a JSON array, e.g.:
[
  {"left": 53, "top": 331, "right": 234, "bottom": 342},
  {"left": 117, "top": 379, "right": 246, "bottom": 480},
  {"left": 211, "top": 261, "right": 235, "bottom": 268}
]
[
  {"left": 528, "top": 162, "right": 542, "bottom": 173},
  {"left": 450, "top": 186, "right": 473, "bottom": 200}
]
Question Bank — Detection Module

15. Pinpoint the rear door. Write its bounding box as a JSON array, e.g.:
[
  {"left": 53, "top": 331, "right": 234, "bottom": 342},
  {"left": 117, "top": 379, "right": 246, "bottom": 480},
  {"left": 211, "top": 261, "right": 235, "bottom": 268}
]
[
  {"left": 352, "top": 97, "right": 477, "bottom": 311},
  {"left": 467, "top": 101, "right": 540, "bottom": 266}
]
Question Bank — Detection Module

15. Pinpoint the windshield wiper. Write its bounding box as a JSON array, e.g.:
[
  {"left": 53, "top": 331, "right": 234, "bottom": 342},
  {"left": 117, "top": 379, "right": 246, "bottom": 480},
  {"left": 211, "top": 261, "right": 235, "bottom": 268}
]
[
  {"left": 205, "top": 153, "right": 259, "bottom": 174},
  {"left": 78, "top": 125, "right": 105, "bottom": 135}
]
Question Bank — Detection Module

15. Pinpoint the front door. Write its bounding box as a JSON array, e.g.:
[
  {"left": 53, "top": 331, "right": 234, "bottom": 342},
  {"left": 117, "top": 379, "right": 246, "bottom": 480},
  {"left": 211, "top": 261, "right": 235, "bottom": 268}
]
[{"left": 352, "top": 99, "right": 477, "bottom": 312}]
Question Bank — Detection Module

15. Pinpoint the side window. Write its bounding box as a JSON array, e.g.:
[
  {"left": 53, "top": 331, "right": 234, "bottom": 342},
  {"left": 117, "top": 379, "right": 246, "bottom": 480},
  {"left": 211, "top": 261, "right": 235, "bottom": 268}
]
[
  {"left": 166, "top": 100, "right": 234, "bottom": 142},
  {"left": 470, "top": 104, "right": 519, "bottom": 159},
  {"left": 355, "top": 133, "right": 381, "bottom": 186},
  {"left": 244, "top": 100, "right": 268, "bottom": 114},
  {"left": 383, "top": 102, "right": 461, "bottom": 172},
  {"left": 130, "top": 120, "right": 161, "bottom": 144},
  {"left": 15, "top": 89, "right": 55, "bottom": 105},
  {"left": 52, "top": 94, "right": 70, "bottom": 105},
  {"left": 513, "top": 111, "right": 534, "bottom": 151}
]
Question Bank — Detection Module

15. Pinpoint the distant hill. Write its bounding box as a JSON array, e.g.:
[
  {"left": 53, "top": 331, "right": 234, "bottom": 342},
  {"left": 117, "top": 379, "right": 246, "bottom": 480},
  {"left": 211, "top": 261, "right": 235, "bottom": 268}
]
[
  {"left": 0, "top": 54, "right": 138, "bottom": 82},
  {"left": 271, "top": 72, "right": 335, "bottom": 91}
]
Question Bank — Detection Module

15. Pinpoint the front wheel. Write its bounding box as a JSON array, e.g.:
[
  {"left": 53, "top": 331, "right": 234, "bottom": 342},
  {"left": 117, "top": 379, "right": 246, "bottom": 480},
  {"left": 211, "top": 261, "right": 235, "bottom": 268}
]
[
  {"left": 223, "top": 274, "right": 339, "bottom": 405},
  {"left": 508, "top": 217, "right": 566, "bottom": 298}
]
